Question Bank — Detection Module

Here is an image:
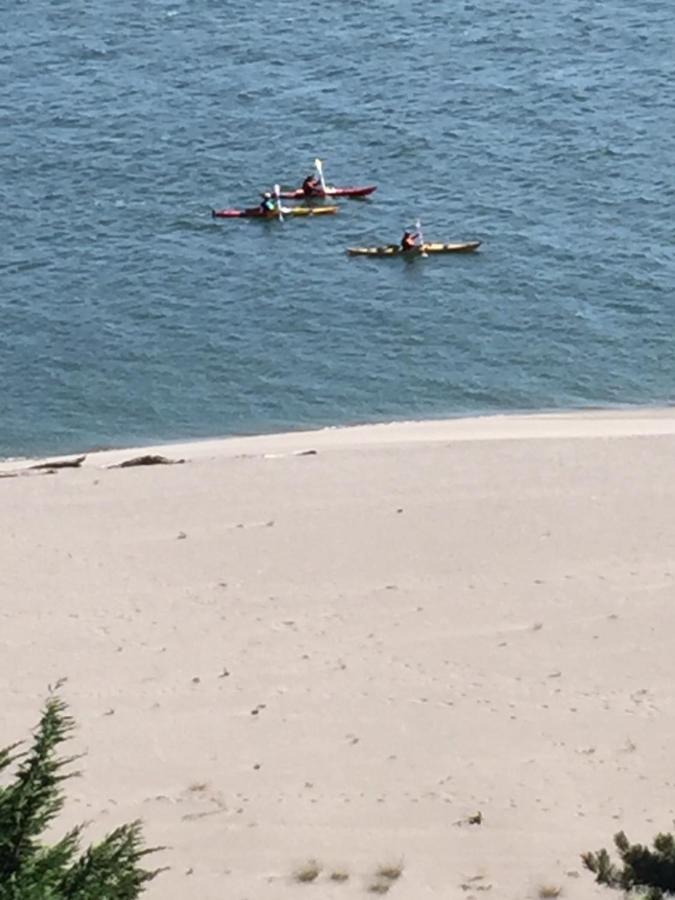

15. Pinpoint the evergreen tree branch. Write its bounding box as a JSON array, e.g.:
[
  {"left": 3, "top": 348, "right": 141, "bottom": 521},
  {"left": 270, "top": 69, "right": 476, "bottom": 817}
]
[
  {"left": 584, "top": 830, "right": 675, "bottom": 897},
  {"left": 0, "top": 696, "right": 78, "bottom": 880},
  {"left": 60, "top": 822, "right": 165, "bottom": 900},
  {"left": 0, "top": 694, "right": 163, "bottom": 899}
]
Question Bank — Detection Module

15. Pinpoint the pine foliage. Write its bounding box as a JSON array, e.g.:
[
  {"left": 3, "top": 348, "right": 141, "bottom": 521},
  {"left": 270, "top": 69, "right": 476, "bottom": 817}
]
[
  {"left": 583, "top": 830, "right": 675, "bottom": 899},
  {"left": 0, "top": 694, "right": 162, "bottom": 900}
]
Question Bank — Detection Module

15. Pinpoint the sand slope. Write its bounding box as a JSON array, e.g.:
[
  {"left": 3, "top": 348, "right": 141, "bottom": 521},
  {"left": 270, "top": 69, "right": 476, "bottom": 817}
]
[{"left": 2, "top": 411, "right": 675, "bottom": 899}]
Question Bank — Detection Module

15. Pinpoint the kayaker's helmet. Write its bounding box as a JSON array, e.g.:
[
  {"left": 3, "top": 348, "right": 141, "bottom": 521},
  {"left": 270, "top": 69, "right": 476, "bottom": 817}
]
[{"left": 263, "top": 192, "right": 272, "bottom": 199}]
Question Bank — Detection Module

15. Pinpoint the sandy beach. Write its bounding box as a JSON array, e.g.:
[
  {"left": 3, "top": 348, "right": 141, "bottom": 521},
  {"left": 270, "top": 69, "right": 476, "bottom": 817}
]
[{"left": 2, "top": 409, "right": 675, "bottom": 899}]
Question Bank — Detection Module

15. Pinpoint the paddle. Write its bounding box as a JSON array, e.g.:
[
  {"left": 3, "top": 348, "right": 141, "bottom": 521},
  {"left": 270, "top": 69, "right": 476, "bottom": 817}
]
[
  {"left": 415, "top": 219, "right": 428, "bottom": 258},
  {"left": 314, "top": 157, "right": 328, "bottom": 194},
  {"left": 274, "top": 183, "right": 284, "bottom": 222}
]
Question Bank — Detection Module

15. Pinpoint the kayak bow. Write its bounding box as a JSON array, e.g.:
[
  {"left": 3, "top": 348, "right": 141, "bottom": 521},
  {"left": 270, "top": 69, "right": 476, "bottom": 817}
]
[
  {"left": 347, "top": 241, "right": 481, "bottom": 257},
  {"left": 212, "top": 205, "right": 339, "bottom": 219}
]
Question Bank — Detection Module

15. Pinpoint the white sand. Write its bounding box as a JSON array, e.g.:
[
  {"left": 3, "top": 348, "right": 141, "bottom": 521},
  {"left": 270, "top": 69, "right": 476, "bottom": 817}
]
[{"left": 2, "top": 409, "right": 675, "bottom": 899}]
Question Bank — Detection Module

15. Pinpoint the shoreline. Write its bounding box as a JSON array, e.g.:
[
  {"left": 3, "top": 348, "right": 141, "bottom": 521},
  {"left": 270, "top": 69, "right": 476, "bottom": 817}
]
[{"left": 2, "top": 405, "right": 675, "bottom": 472}]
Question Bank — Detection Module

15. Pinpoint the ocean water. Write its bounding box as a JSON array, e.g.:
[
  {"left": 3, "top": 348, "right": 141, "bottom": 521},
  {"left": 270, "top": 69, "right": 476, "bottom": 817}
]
[{"left": 2, "top": 0, "right": 674, "bottom": 457}]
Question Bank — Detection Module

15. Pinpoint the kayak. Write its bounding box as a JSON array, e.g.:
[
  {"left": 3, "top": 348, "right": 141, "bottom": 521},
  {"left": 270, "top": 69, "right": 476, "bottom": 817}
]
[
  {"left": 347, "top": 241, "right": 482, "bottom": 257},
  {"left": 212, "top": 205, "right": 339, "bottom": 219},
  {"left": 277, "top": 185, "right": 376, "bottom": 200}
]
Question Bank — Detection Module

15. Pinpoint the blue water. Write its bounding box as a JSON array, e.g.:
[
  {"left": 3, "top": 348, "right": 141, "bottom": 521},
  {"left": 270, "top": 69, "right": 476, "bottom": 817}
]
[{"left": 2, "top": 0, "right": 674, "bottom": 457}]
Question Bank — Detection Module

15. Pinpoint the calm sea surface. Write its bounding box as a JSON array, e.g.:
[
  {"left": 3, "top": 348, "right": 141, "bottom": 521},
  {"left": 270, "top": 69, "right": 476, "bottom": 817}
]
[{"left": 2, "top": 0, "right": 674, "bottom": 457}]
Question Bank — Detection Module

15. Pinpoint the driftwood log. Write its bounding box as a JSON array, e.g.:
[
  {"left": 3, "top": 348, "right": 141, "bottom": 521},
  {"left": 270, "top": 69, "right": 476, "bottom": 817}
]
[
  {"left": 109, "top": 454, "right": 185, "bottom": 469},
  {"left": 30, "top": 455, "right": 86, "bottom": 470}
]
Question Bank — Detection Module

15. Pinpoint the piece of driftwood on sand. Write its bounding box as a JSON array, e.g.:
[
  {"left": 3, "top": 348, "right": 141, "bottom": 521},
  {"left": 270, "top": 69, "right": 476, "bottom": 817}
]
[
  {"left": 30, "top": 455, "right": 86, "bottom": 470},
  {"left": 109, "top": 454, "right": 185, "bottom": 469}
]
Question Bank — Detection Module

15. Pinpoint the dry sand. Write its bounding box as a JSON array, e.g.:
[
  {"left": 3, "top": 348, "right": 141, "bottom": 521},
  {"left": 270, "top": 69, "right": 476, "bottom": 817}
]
[{"left": 2, "top": 409, "right": 675, "bottom": 899}]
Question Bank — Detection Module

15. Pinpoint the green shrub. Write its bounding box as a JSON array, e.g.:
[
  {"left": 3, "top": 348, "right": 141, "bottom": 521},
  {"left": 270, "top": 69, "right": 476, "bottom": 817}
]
[
  {"left": 0, "top": 693, "right": 162, "bottom": 899},
  {"left": 583, "top": 830, "right": 675, "bottom": 899}
]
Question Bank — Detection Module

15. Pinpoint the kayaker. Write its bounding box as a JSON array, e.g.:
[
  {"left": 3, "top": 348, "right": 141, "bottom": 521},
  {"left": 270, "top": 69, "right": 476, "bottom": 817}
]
[
  {"left": 260, "top": 192, "right": 277, "bottom": 214},
  {"left": 401, "top": 230, "right": 420, "bottom": 252},
  {"left": 302, "top": 174, "right": 321, "bottom": 197}
]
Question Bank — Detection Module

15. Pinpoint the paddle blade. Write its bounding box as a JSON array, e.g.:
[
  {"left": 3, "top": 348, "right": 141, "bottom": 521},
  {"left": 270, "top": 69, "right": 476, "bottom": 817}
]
[
  {"left": 314, "top": 158, "right": 327, "bottom": 191},
  {"left": 415, "top": 220, "right": 428, "bottom": 257},
  {"left": 274, "top": 183, "right": 283, "bottom": 222},
  {"left": 415, "top": 219, "right": 425, "bottom": 245}
]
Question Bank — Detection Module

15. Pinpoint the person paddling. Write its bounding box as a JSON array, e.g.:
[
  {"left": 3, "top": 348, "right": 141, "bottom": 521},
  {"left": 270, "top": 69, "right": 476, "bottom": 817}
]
[
  {"left": 302, "top": 174, "right": 322, "bottom": 197},
  {"left": 260, "top": 192, "right": 277, "bottom": 214},
  {"left": 401, "top": 230, "right": 420, "bottom": 252}
]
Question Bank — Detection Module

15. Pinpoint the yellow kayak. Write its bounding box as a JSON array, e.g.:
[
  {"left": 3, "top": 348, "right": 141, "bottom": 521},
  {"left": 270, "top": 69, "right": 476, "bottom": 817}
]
[
  {"left": 347, "top": 240, "right": 481, "bottom": 257},
  {"left": 212, "top": 205, "right": 339, "bottom": 219}
]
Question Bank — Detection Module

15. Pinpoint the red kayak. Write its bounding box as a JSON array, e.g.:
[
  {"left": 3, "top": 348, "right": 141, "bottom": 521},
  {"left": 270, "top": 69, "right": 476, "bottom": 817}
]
[{"left": 276, "top": 185, "right": 377, "bottom": 200}]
